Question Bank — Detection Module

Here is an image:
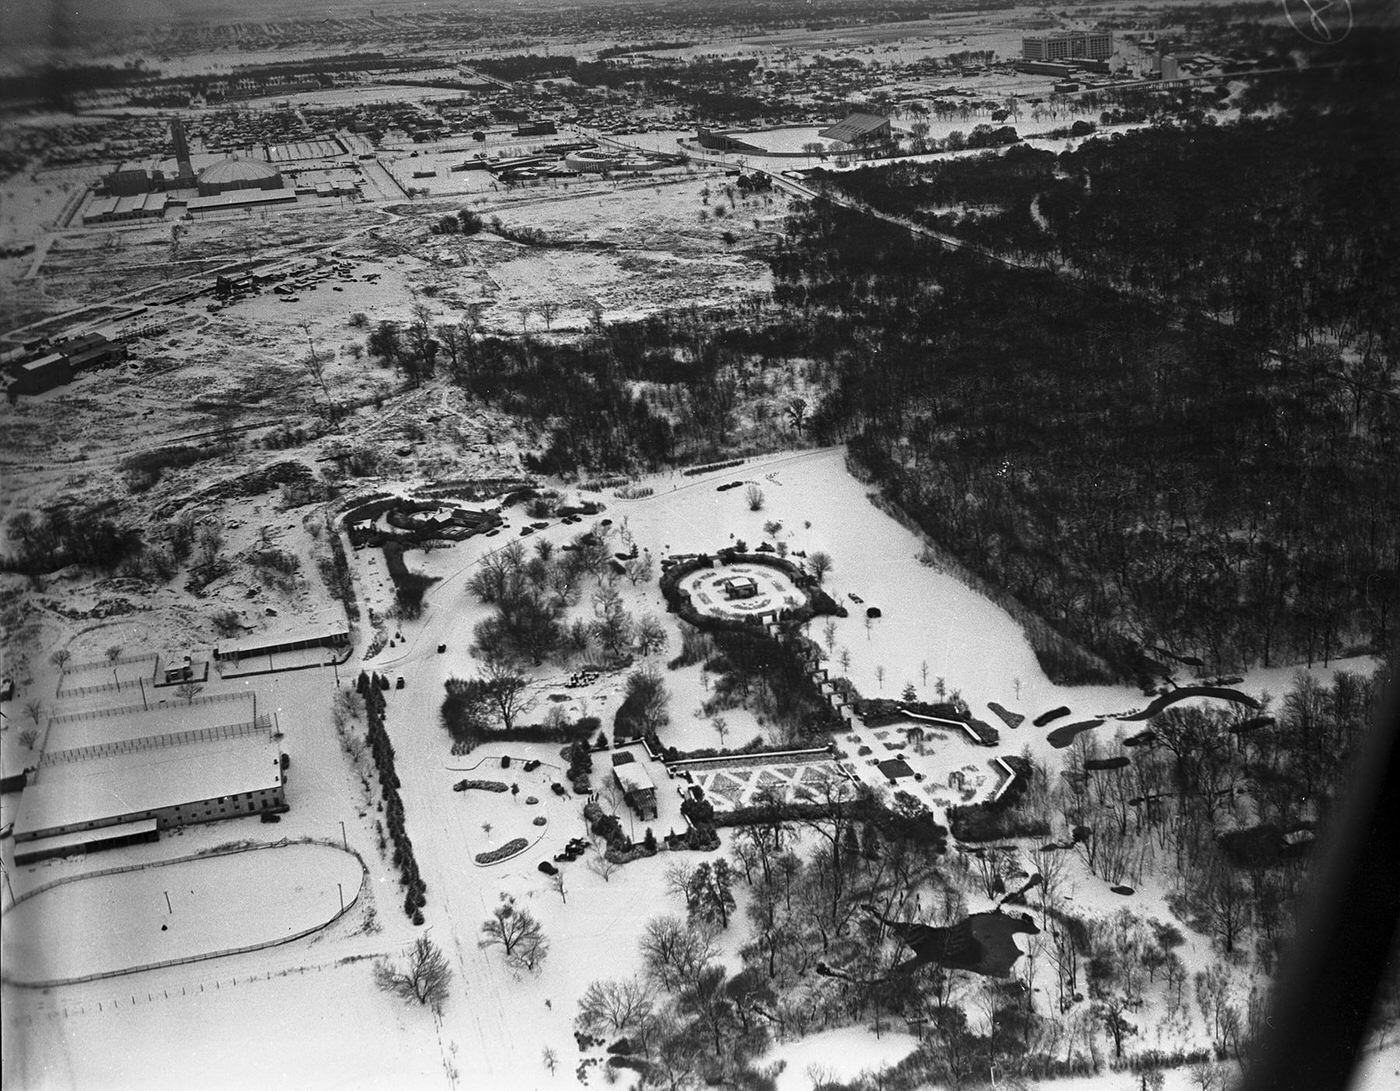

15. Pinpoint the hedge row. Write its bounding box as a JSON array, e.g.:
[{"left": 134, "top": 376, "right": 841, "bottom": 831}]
[
  {"left": 360, "top": 675, "right": 427, "bottom": 921},
  {"left": 456, "top": 779, "right": 508, "bottom": 792},
  {"left": 382, "top": 541, "right": 436, "bottom": 616},
  {"left": 945, "top": 756, "right": 1046, "bottom": 842},
  {"left": 645, "top": 729, "right": 833, "bottom": 765},
  {"left": 682, "top": 458, "right": 745, "bottom": 477}
]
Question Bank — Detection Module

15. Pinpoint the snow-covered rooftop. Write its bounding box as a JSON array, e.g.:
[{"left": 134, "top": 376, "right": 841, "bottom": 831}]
[
  {"left": 214, "top": 624, "right": 349, "bottom": 660},
  {"left": 612, "top": 760, "right": 656, "bottom": 795},
  {"left": 15, "top": 728, "right": 283, "bottom": 840}
]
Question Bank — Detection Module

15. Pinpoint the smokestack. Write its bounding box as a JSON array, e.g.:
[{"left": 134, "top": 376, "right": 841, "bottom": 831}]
[{"left": 171, "top": 118, "right": 195, "bottom": 185}]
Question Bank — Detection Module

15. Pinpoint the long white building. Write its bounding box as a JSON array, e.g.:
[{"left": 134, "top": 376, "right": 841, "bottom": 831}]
[{"left": 13, "top": 716, "right": 286, "bottom": 864}]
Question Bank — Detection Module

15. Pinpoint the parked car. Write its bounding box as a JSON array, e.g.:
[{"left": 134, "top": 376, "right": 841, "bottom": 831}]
[
  {"left": 500, "top": 755, "right": 511, "bottom": 769},
  {"left": 538, "top": 861, "right": 558, "bottom": 876},
  {"left": 437, "top": 643, "right": 447, "bottom": 654},
  {"left": 395, "top": 676, "right": 405, "bottom": 689},
  {"left": 551, "top": 782, "right": 568, "bottom": 796}
]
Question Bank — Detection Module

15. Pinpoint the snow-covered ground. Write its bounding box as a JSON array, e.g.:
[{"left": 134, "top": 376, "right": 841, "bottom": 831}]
[{"left": 3, "top": 444, "right": 1386, "bottom": 1090}]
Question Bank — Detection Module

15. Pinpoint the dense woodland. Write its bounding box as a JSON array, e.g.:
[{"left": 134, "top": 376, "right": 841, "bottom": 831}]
[{"left": 749, "top": 51, "right": 1400, "bottom": 680}]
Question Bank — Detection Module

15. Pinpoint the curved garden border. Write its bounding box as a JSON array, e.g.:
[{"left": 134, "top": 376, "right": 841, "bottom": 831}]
[
  {"left": 660, "top": 550, "right": 840, "bottom": 632},
  {"left": 1, "top": 839, "right": 368, "bottom": 989},
  {"left": 1114, "top": 686, "right": 1261, "bottom": 722},
  {"left": 443, "top": 756, "right": 557, "bottom": 867}
]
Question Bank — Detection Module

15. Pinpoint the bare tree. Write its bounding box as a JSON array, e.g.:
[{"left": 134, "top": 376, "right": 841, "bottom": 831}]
[
  {"left": 575, "top": 977, "right": 656, "bottom": 1036},
  {"left": 176, "top": 680, "right": 204, "bottom": 705},
  {"left": 624, "top": 553, "right": 655, "bottom": 586},
  {"left": 745, "top": 484, "right": 765, "bottom": 511},
  {"left": 588, "top": 854, "right": 620, "bottom": 884},
  {"left": 196, "top": 524, "right": 224, "bottom": 572},
  {"left": 541, "top": 1047, "right": 559, "bottom": 1077},
  {"left": 807, "top": 551, "right": 833, "bottom": 584},
  {"left": 551, "top": 871, "right": 567, "bottom": 904},
  {"left": 480, "top": 895, "right": 545, "bottom": 959},
  {"left": 24, "top": 698, "right": 43, "bottom": 725},
  {"left": 300, "top": 321, "right": 337, "bottom": 419},
  {"left": 105, "top": 644, "right": 123, "bottom": 665},
  {"left": 373, "top": 936, "right": 453, "bottom": 1011},
  {"left": 786, "top": 397, "right": 809, "bottom": 433},
  {"left": 19, "top": 728, "right": 39, "bottom": 750},
  {"left": 639, "top": 915, "right": 719, "bottom": 992},
  {"left": 481, "top": 655, "right": 535, "bottom": 729},
  {"left": 49, "top": 649, "right": 71, "bottom": 673},
  {"left": 634, "top": 613, "right": 668, "bottom": 657},
  {"left": 536, "top": 300, "right": 561, "bottom": 331}
]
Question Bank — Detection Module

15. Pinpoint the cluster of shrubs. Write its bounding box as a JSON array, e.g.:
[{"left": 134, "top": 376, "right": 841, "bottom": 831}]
[
  {"left": 360, "top": 673, "right": 427, "bottom": 922},
  {"left": 122, "top": 444, "right": 214, "bottom": 493},
  {"left": 475, "top": 837, "right": 529, "bottom": 865},
  {"left": 431, "top": 208, "right": 484, "bottom": 235},
  {"left": 945, "top": 756, "right": 1046, "bottom": 842},
  {"left": 567, "top": 740, "right": 593, "bottom": 794},
  {"left": 675, "top": 794, "right": 721, "bottom": 851},
  {"left": 579, "top": 476, "right": 629, "bottom": 492},
  {"left": 259, "top": 423, "right": 322, "bottom": 450},
  {"left": 583, "top": 800, "right": 660, "bottom": 863}
]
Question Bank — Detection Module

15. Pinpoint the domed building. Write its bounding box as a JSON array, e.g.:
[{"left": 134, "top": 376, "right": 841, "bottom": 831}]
[{"left": 196, "top": 156, "right": 284, "bottom": 197}]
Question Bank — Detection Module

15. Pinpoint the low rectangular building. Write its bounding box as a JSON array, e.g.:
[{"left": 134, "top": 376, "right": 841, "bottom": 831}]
[
  {"left": 818, "top": 113, "right": 893, "bottom": 145},
  {"left": 611, "top": 753, "right": 658, "bottom": 820},
  {"left": 214, "top": 624, "right": 350, "bottom": 663},
  {"left": 13, "top": 721, "right": 286, "bottom": 864},
  {"left": 9, "top": 353, "right": 73, "bottom": 397}
]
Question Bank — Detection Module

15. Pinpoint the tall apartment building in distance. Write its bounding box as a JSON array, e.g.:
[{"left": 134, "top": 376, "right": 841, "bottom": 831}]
[{"left": 1022, "top": 32, "right": 1114, "bottom": 61}]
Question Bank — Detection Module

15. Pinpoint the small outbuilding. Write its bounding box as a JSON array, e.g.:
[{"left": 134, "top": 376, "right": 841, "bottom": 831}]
[
  {"left": 720, "top": 575, "right": 759, "bottom": 600},
  {"left": 611, "top": 753, "right": 658, "bottom": 820}
]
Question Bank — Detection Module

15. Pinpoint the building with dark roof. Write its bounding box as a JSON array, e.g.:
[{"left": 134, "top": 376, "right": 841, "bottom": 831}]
[
  {"left": 197, "top": 156, "right": 285, "bottom": 196},
  {"left": 818, "top": 113, "right": 893, "bottom": 145},
  {"left": 876, "top": 757, "right": 915, "bottom": 782}
]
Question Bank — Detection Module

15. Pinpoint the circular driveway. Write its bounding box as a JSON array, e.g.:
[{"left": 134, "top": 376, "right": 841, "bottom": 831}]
[{"left": 678, "top": 563, "right": 808, "bottom": 621}]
